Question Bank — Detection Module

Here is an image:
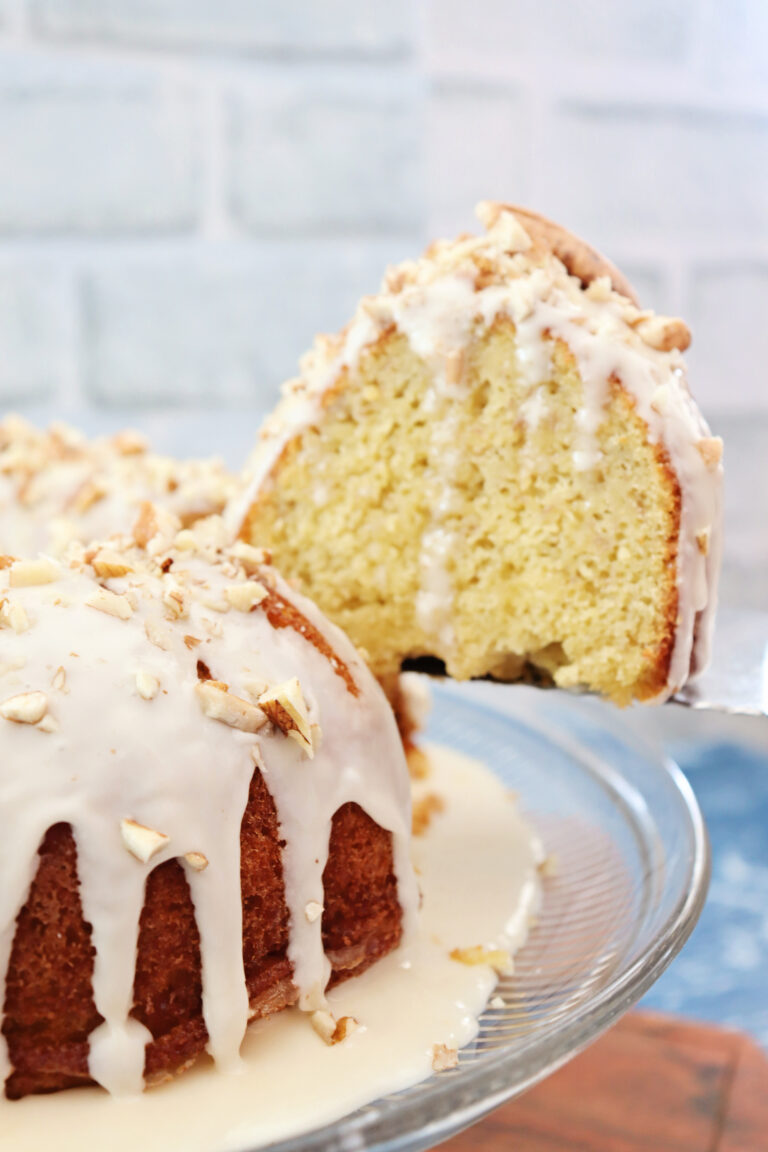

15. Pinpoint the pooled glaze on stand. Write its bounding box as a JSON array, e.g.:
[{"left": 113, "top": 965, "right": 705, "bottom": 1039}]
[{"left": 1, "top": 743, "right": 542, "bottom": 1152}]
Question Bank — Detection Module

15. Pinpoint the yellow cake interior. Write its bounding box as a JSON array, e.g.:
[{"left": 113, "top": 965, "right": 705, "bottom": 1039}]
[{"left": 245, "top": 317, "right": 680, "bottom": 704}]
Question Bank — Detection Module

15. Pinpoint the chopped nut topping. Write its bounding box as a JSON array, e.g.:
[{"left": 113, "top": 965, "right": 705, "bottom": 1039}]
[
  {"left": 225, "top": 580, "right": 268, "bottom": 612},
  {"left": 184, "top": 634, "right": 201, "bottom": 649},
  {"left": 406, "top": 745, "right": 431, "bottom": 780},
  {"left": 0, "top": 555, "right": 14, "bottom": 570},
  {"left": 136, "top": 671, "right": 160, "bottom": 700},
  {"left": 310, "top": 1010, "right": 336, "bottom": 1045},
  {"left": 184, "top": 851, "right": 209, "bottom": 872},
  {"left": 1, "top": 690, "right": 48, "bottom": 725},
  {"left": 310, "top": 1010, "right": 359, "bottom": 1046},
  {"left": 412, "top": 792, "right": 445, "bottom": 836},
  {"left": 195, "top": 680, "right": 267, "bottom": 733},
  {"left": 0, "top": 599, "right": 30, "bottom": 634},
  {"left": 69, "top": 478, "right": 106, "bottom": 515},
  {"left": 174, "top": 529, "right": 197, "bottom": 551},
  {"left": 489, "top": 996, "right": 505, "bottom": 1010},
  {"left": 697, "top": 436, "right": 723, "bottom": 469},
  {"left": 230, "top": 541, "right": 270, "bottom": 574},
  {"left": 86, "top": 587, "right": 133, "bottom": 620},
  {"left": 51, "top": 665, "right": 67, "bottom": 692},
  {"left": 37, "top": 714, "right": 59, "bottom": 733},
  {"left": 696, "top": 528, "right": 711, "bottom": 556},
  {"left": 132, "top": 502, "right": 160, "bottom": 548},
  {"left": 332, "top": 1015, "right": 359, "bottom": 1044},
  {"left": 9, "top": 558, "right": 59, "bottom": 587},
  {"left": 120, "top": 818, "right": 170, "bottom": 863},
  {"left": 90, "top": 549, "right": 134, "bottom": 579},
  {"left": 199, "top": 592, "right": 230, "bottom": 614},
  {"left": 432, "top": 1043, "right": 458, "bottom": 1072},
  {"left": 196, "top": 659, "right": 212, "bottom": 681},
  {"left": 258, "top": 678, "right": 314, "bottom": 756},
  {"left": 162, "top": 583, "right": 188, "bottom": 620},
  {"left": 450, "top": 946, "right": 513, "bottom": 974},
  {"left": 145, "top": 619, "right": 173, "bottom": 650},
  {"left": 635, "top": 314, "right": 691, "bottom": 353},
  {"left": 304, "top": 900, "right": 324, "bottom": 923},
  {"left": 201, "top": 617, "right": 224, "bottom": 638},
  {"left": 242, "top": 676, "right": 268, "bottom": 701},
  {"left": 111, "top": 429, "right": 147, "bottom": 456},
  {"left": 585, "top": 275, "right": 613, "bottom": 303}
]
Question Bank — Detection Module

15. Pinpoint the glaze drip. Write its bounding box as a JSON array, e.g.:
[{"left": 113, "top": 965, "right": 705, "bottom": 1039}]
[{"left": 0, "top": 516, "right": 417, "bottom": 1095}]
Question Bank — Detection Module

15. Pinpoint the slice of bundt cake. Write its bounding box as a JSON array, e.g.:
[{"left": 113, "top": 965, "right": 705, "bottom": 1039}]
[
  {"left": 0, "top": 415, "right": 236, "bottom": 557},
  {"left": 232, "top": 203, "right": 722, "bottom": 704},
  {"left": 0, "top": 511, "right": 417, "bottom": 1099}
]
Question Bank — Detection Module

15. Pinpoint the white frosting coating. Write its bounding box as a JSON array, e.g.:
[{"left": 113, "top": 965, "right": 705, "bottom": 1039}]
[
  {"left": 232, "top": 204, "right": 723, "bottom": 700},
  {"left": 0, "top": 416, "right": 237, "bottom": 557},
  {"left": 0, "top": 741, "right": 542, "bottom": 1148},
  {"left": 0, "top": 516, "right": 417, "bottom": 1095}
]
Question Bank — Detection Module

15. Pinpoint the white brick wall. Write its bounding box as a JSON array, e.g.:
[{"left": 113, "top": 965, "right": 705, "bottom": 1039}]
[
  {"left": 83, "top": 237, "right": 417, "bottom": 406},
  {"left": 425, "top": 0, "right": 697, "bottom": 76},
  {"left": 701, "top": 0, "right": 768, "bottom": 89},
  {"left": 424, "top": 0, "right": 768, "bottom": 417},
  {"left": 0, "top": 261, "right": 76, "bottom": 401},
  {"left": 689, "top": 266, "right": 768, "bottom": 416},
  {"left": 227, "top": 71, "right": 422, "bottom": 234},
  {"left": 0, "top": 60, "right": 199, "bottom": 234},
  {"left": 31, "top": 0, "right": 415, "bottom": 58},
  {"left": 545, "top": 105, "right": 768, "bottom": 242},
  {"left": 426, "top": 82, "right": 530, "bottom": 239},
  {"left": 0, "top": 0, "right": 765, "bottom": 419}
]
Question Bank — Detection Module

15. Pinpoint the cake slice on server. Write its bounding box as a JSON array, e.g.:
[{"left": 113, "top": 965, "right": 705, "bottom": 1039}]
[{"left": 230, "top": 203, "right": 722, "bottom": 705}]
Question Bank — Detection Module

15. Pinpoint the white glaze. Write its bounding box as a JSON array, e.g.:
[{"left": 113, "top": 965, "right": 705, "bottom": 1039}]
[
  {"left": 0, "top": 516, "right": 418, "bottom": 1095},
  {"left": 232, "top": 204, "right": 723, "bottom": 700},
  {"left": 0, "top": 742, "right": 542, "bottom": 1151},
  {"left": 0, "top": 416, "right": 236, "bottom": 557}
]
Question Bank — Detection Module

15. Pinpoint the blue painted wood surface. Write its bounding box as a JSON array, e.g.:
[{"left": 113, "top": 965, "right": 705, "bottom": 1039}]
[{"left": 642, "top": 740, "right": 768, "bottom": 1047}]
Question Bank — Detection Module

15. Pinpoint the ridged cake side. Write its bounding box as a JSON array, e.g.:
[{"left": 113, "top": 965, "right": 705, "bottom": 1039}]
[{"left": 0, "top": 513, "right": 418, "bottom": 1097}]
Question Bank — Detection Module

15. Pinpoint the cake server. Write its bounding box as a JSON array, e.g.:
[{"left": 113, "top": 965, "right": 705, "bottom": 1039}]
[
  {"left": 411, "top": 604, "right": 768, "bottom": 718},
  {"left": 673, "top": 605, "right": 768, "bottom": 717}
]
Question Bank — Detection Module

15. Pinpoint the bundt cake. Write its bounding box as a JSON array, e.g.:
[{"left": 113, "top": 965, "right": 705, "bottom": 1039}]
[
  {"left": 0, "top": 415, "right": 236, "bottom": 557},
  {"left": 0, "top": 510, "right": 417, "bottom": 1099},
  {"left": 231, "top": 203, "right": 723, "bottom": 704}
]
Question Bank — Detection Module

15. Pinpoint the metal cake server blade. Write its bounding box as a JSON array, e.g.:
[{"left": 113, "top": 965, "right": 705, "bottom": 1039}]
[
  {"left": 673, "top": 606, "right": 768, "bottom": 717},
  {"left": 408, "top": 605, "right": 768, "bottom": 718}
]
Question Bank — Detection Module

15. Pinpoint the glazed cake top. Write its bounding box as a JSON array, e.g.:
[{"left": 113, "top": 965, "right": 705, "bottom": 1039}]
[
  {"left": 0, "top": 509, "right": 417, "bottom": 1095},
  {"left": 0, "top": 416, "right": 237, "bottom": 557}
]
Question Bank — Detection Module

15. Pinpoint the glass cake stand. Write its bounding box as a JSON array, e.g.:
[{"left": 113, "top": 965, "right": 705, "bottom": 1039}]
[{"left": 254, "top": 681, "right": 710, "bottom": 1152}]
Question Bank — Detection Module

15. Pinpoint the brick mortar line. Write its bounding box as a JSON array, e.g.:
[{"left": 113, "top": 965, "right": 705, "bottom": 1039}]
[
  {"left": 0, "top": 30, "right": 417, "bottom": 71},
  {"left": 428, "top": 71, "right": 768, "bottom": 120},
  {"left": 0, "top": 235, "right": 766, "bottom": 264}
]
